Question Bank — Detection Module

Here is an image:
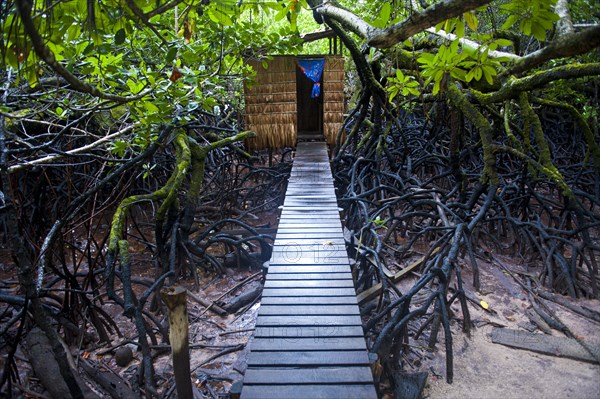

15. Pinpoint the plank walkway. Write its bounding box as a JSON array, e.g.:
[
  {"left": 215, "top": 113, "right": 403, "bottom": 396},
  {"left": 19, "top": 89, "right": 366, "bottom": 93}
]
[{"left": 241, "top": 142, "right": 377, "bottom": 399}]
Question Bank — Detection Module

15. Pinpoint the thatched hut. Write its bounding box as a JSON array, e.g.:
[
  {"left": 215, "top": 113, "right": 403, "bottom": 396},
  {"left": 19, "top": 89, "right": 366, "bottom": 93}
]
[{"left": 244, "top": 55, "right": 345, "bottom": 149}]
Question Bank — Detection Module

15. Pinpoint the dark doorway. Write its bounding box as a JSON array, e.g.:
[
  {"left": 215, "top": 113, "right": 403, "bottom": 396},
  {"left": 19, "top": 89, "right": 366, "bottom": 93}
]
[{"left": 296, "top": 63, "right": 323, "bottom": 141}]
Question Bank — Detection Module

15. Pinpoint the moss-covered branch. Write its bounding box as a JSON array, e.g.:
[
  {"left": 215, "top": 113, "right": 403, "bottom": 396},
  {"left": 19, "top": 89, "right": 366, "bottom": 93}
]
[
  {"left": 508, "top": 26, "right": 600, "bottom": 75},
  {"left": 473, "top": 63, "right": 600, "bottom": 104},
  {"left": 518, "top": 93, "right": 574, "bottom": 198},
  {"left": 530, "top": 97, "right": 600, "bottom": 169},
  {"left": 447, "top": 84, "right": 498, "bottom": 184},
  {"left": 180, "top": 130, "right": 256, "bottom": 235}
]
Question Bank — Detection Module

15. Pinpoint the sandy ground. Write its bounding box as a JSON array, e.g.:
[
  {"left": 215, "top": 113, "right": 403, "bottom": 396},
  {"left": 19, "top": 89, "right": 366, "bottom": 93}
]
[
  {"left": 425, "top": 328, "right": 600, "bottom": 399},
  {"left": 420, "top": 255, "right": 600, "bottom": 399}
]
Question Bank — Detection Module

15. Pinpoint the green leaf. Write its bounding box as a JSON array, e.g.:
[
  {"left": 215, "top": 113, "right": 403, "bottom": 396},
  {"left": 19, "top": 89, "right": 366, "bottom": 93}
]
[
  {"left": 143, "top": 101, "right": 159, "bottom": 114},
  {"left": 407, "top": 87, "right": 420, "bottom": 96},
  {"left": 396, "top": 69, "right": 405, "bottom": 80},
  {"left": 110, "top": 140, "right": 128, "bottom": 157},
  {"left": 531, "top": 22, "right": 546, "bottom": 41},
  {"left": 435, "top": 20, "right": 445, "bottom": 32},
  {"left": 274, "top": 4, "right": 290, "bottom": 21},
  {"left": 115, "top": 28, "right": 126, "bottom": 45},
  {"left": 521, "top": 19, "right": 532, "bottom": 36},
  {"left": 494, "top": 39, "right": 513, "bottom": 47},
  {"left": 482, "top": 65, "right": 497, "bottom": 85},
  {"left": 501, "top": 14, "right": 519, "bottom": 30},
  {"left": 417, "top": 53, "right": 435, "bottom": 65},
  {"left": 165, "top": 47, "right": 178, "bottom": 64},
  {"left": 388, "top": 85, "right": 399, "bottom": 102},
  {"left": 464, "top": 11, "right": 478, "bottom": 31},
  {"left": 451, "top": 68, "right": 467, "bottom": 81},
  {"left": 455, "top": 20, "right": 465, "bottom": 38},
  {"left": 373, "top": 3, "right": 391, "bottom": 28},
  {"left": 207, "top": 7, "right": 234, "bottom": 26}
]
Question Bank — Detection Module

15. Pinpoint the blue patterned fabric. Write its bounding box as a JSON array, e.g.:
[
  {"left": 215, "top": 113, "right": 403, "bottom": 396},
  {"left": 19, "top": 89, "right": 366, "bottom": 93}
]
[{"left": 298, "top": 59, "right": 325, "bottom": 98}]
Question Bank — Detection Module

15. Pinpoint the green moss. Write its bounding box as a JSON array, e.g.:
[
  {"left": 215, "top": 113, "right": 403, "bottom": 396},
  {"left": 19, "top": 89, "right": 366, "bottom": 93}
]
[
  {"left": 519, "top": 93, "right": 574, "bottom": 198},
  {"left": 447, "top": 84, "right": 498, "bottom": 184}
]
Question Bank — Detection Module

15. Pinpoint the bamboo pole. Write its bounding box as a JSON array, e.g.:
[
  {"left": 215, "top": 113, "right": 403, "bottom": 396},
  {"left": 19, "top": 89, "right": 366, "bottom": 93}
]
[{"left": 161, "top": 286, "right": 193, "bottom": 399}]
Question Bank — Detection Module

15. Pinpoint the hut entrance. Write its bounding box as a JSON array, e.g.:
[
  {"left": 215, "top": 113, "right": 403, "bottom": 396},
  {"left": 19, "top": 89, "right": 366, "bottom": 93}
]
[{"left": 296, "top": 59, "right": 324, "bottom": 141}]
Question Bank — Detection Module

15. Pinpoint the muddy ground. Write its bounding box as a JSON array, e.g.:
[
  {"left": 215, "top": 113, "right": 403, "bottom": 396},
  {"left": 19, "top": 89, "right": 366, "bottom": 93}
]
[{"left": 1, "top": 224, "right": 599, "bottom": 398}]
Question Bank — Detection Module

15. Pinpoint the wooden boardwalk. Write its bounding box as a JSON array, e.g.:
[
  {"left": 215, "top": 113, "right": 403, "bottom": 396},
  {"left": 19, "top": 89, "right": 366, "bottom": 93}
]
[{"left": 241, "top": 142, "right": 377, "bottom": 399}]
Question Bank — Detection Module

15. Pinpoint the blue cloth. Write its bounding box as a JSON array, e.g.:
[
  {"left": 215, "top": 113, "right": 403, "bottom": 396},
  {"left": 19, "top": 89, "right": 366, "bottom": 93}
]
[{"left": 298, "top": 59, "right": 325, "bottom": 98}]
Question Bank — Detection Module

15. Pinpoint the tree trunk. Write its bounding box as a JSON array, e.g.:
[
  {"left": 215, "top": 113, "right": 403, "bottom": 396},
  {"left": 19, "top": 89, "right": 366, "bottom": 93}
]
[{"left": 161, "top": 286, "right": 193, "bottom": 399}]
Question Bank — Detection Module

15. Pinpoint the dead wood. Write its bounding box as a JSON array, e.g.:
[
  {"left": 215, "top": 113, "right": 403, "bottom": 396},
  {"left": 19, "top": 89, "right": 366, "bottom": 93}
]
[
  {"left": 537, "top": 290, "right": 600, "bottom": 324},
  {"left": 80, "top": 358, "right": 138, "bottom": 399},
  {"left": 222, "top": 284, "right": 262, "bottom": 313},
  {"left": 187, "top": 290, "right": 227, "bottom": 316},
  {"left": 25, "top": 327, "right": 97, "bottom": 399},
  {"left": 160, "top": 286, "right": 193, "bottom": 399},
  {"left": 491, "top": 327, "right": 600, "bottom": 364}
]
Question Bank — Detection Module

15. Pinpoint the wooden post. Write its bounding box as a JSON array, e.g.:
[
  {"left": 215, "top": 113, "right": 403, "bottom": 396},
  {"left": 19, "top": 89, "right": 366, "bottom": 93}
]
[{"left": 161, "top": 286, "right": 193, "bottom": 399}]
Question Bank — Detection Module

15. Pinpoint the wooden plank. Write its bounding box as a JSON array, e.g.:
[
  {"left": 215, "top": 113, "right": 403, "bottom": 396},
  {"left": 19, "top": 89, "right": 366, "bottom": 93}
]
[
  {"left": 269, "top": 255, "right": 349, "bottom": 265},
  {"left": 243, "top": 367, "right": 374, "bottom": 385},
  {"left": 275, "top": 228, "right": 343, "bottom": 234},
  {"left": 275, "top": 223, "right": 343, "bottom": 229},
  {"left": 270, "top": 251, "right": 348, "bottom": 262},
  {"left": 271, "top": 241, "right": 346, "bottom": 247},
  {"left": 283, "top": 196, "right": 337, "bottom": 200},
  {"left": 261, "top": 288, "right": 357, "bottom": 297},
  {"left": 278, "top": 231, "right": 342, "bottom": 237},
  {"left": 275, "top": 233, "right": 347, "bottom": 239},
  {"left": 258, "top": 305, "right": 359, "bottom": 316},
  {"left": 249, "top": 337, "right": 367, "bottom": 351},
  {"left": 255, "top": 314, "right": 362, "bottom": 326},
  {"left": 282, "top": 203, "right": 339, "bottom": 208},
  {"left": 271, "top": 247, "right": 347, "bottom": 256},
  {"left": 264, "top": 280, "right": 355, "bottom": 289},
  {"left": 242, "top": 142, "right": 375, "bottom": 399},
  {"left": 253, "top": 325, "right": 365, "bottom": 339},
  {"left": 266, "top": 266, "right": 351, "bottom": 274},
  {"left": 284, "top": 193, "right": 336, "bottom": 197},
  {"left": 491, "top": 327, "right": 600, "bottom": 363},
  {"left": 281, "top": 212, "right": 339, "bottom": 215},
  {"left": 267, "top": 272, "right": 353, "bottom": 280},
  {"left": 260, "top": 296, "right": 358, "bottom": 306},
  {"left": 356, "top": 252, "right": 434, "bottom": 305},
  {"left": 278, "top": 214, "right": 341, "bottom": 220},
  {"left": 272, "top": 243, "right": 346, "bottom": 250},
  {"left": 279, "top": 213, "right": 340, "bottom": 218},
  {"left": 275, "top": 224, "right": 341, "bottom": 228},
  {"left": 280, "top": 200, "right": 337, "bottom": 204},
  {"left": 287, "top": 183, "right": 334, "bottom": 187},
  {"left": 247, "top": 350, "right": 370, "bottom": 367}
]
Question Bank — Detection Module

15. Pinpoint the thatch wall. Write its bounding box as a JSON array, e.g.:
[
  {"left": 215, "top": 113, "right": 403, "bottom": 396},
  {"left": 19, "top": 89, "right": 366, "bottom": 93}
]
[
  {"left": 244, "top": 55, "right": 345, "bottom": 150},
  {"left": 323, "top": 56, "right": 345, "bottom": 146}
]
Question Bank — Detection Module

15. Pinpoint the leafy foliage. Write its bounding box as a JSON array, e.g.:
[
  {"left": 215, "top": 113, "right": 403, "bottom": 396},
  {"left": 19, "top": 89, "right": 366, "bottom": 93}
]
[
  {"left": 500, "top": 0, "right": 560, "bottom": 41},
  {"left": 387, "top": 69, "right": 419, "bottom": 101},
  {"left": 2, "top": 0, "right": 304, "bottom": 156}
]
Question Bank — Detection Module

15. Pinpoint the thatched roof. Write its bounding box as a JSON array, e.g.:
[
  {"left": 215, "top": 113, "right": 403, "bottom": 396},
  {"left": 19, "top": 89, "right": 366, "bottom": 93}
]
[{"left": 244, "top": 55, "right": 345, "bottom": 150}]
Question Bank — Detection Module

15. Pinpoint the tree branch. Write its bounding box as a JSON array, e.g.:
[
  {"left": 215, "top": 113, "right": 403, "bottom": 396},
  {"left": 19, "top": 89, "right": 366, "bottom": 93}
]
[
  {"left": 8, "top": 124, "right": 136, "bottom": 173},
  {"left": 475, "top": 63, "right": 600, "bottom": 104},
  {"left": 554, "top": 0, "right": 574, "bottom": 38},
  {"left": 15, "top": 0, "right": 151, "bottom": 103},
  {"left": 368, "top": 0, "right": 494, "bottom": 48},
  {"left": 425, "top": 27, "right": 519, "bottom": 59},
  {"left": 313, "top": 0, "right": 494, "bottom": 48},
  {"left": 508, "top": 26, "right": 600, "bottom": 75}
]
